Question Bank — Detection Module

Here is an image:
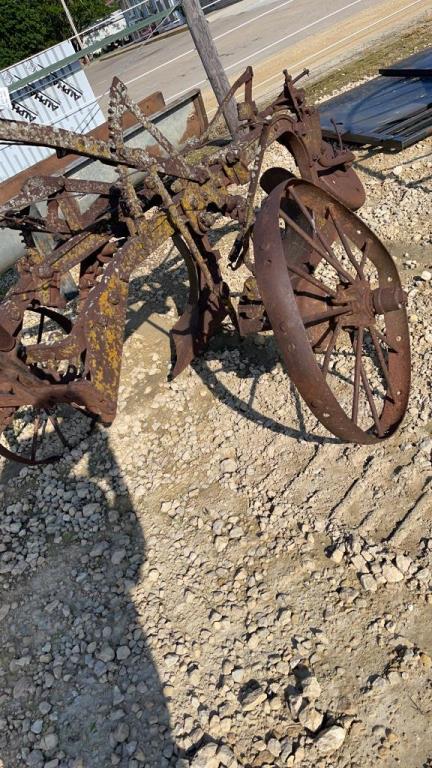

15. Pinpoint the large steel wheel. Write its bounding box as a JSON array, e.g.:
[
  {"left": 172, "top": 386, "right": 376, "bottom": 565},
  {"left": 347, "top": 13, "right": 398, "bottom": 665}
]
[{"left": 253, "top": 179, "right": 411, "bottom": 444}]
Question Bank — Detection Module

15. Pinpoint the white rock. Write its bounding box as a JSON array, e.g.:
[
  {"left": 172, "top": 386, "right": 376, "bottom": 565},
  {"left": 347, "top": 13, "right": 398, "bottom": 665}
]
[
  {"left": 267, "top": 737, "right": 281, "bottom": 757},
  {"left": 31, "top": 720, "right": 43, "bottom": 734},
  {"left": 247, "top": 633, "right": 259, "bottom": 650},
  {"left": 288, "top": 693, "right": 303, "bottom": 720},
  {"left": 147, "top": 568, "right": 159, "bottom": 582},
  {"left": 217, "top": 743, "right": 237, "bottom": 766},
  {"left": 231, "top": 667, "right": 245, "bottom": 683},
  {"left": 360, "top": 573, "right": 378, "bottom": 592},
  {"left": 301, "top": 676, "right": 321, "bottom": 701},
  {"left": 314, "top": 725, "right": 346, "bottom": 754},
  {"left": 116, "top": 646, "right": 130, "bottom": 661},
  {"left": 298, "top": 704, "right": 323, "bottom": 733},
  {"left": 395, "top": 554, "right": 411, "bottom": 573},
  {"left": 277, "top": 608, "right": 291, "bottom": 626},
  {"left": 111, "top": 548, "right": 126, "bottom": 565},
  {"left": 97, "top": 645, "right": 115, "bottom": 662},
  {"left": 242, "top": 687, "right": 267, "bottom": 711},
  {"left": 40, "top": 732, "right": 58, "bottom": 751},
  {"left": 188, "top": 667, "right": 200, "bottom": 685},
  {"left": 382, "top": 563, "right": 404, "bottom": 583},
  {"left": 416, "top": 567, "right": 430, "bottom": 581},
  {"left": 191, "top": 743, "right": 219, "bottom": 768},
  {"left": 220, "top": 458, "right": 237, "bottom": 474},
  {"left": 330, "top": 548, "right": 344, "bottom": 565}
]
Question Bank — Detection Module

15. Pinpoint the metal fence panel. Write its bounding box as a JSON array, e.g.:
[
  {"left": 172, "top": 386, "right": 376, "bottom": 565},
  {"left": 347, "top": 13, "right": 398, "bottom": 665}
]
[{"left": 0, "top": 41, "right": 104, "bottom": 183}]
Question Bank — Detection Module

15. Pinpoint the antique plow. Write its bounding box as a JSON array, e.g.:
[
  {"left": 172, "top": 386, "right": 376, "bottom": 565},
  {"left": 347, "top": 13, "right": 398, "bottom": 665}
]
[{"left": 0, "top": 68, "right": 410, "bottom": 463}]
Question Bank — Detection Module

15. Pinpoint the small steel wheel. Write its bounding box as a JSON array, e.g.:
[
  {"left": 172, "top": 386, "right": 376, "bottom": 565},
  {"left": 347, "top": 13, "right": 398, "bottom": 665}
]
[
  {"left": 0, "top": 403, "right": 96, "bottom": 465},
  {"left": 253, "top": 179, "right": 411, "bottom": 443},
  {"left": 0, "top": 307, "right": 96, "bottom": 465}
]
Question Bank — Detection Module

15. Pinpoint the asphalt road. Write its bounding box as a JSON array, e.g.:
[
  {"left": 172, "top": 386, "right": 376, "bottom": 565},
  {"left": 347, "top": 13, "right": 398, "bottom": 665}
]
[{"left": 85, "top": 0, "right": 431, "bottom": 112}]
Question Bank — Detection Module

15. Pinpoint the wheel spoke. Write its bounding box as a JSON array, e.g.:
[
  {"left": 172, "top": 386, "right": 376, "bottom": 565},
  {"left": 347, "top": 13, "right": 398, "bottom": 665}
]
[
  {"left": 287, "top": 260, "right": 337, "bottom": 298},
  {"left": 327, "top": 206, "right": 364, "bottom": 278},
  {"left": 352, "top": 326, "right": 363, "bottom": 424},
  {"left": 280, "top": 211, "right": 328, "bottom": 259},
  {"left": 46, "top": 410, "right": 70, "bottom": 448},
  {"left": 369, "top": 327, "right": 395, "bottom": 400},
  {"left": 40, "top": 416, "right": 48, "bottom": 442},
  {"left": 359, "top": 241, "right": 369, "bottom": 273},
  {"left": 31, "top": 415, "right": 41, "bottom": 462},
  {"left": 371, "top": 326, "right": 397, "bottom": 353},
  {"left": 361, "top": 364, "right": 383, "bottom": 436},
  {"left": 280, "top": 210, "right": 352, "bottom": 284},
  {"left": 303, "top": 305, "right": 351, "bottom": 327},
  {"left": 321, "top": 322, "right": 341, "bottom": 377},
  {"left": 312, "top": 324, "right": 332, "bottom": 350},
  {"left": 287, "top": 191, "right": 354, "bottom": 284},
  {"left": 350, "top": 334, "right": 383, "bottom": 436},
  {"left": 296, "top": 290, "right": 334, "bottom": 302},
  {"left": 36, "top": 311, "right": 45, "bottom": 345}
]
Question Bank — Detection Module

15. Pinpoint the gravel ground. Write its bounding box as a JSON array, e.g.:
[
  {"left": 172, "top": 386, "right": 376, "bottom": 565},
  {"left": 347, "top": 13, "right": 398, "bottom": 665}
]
[{"left": 0, "top": 126, "right": 432, "bottom": 768}]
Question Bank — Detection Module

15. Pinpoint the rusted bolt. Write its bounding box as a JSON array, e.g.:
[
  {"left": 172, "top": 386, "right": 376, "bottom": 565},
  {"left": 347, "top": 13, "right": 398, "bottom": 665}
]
[
  {"left": 171, "top": 180, "right": 183, "bottom": 193},
  {"left": 38, "top": 265, "right": 52, "bottom": 278},
  {"left": 200, "top": 212, "right": 217, "bottom": 229},
  {"left": 225, "top": 151, "right": 237, "bottom": 166},
  {"left": 9, "top": 308, "right": 21, "bottom": 322}
]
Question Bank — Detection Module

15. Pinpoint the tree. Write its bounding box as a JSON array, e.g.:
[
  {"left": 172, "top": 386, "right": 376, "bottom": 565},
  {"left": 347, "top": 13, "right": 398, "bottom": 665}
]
[
  {"left": 0, "top": 0, "right": 112, "bottom": 70},
  {"left": 0, "top": 1, "right": 48, "bottom": 69}
]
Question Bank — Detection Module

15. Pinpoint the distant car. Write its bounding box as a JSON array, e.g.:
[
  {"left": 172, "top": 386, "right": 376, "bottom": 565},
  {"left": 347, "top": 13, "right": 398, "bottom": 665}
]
[
  {"left": 81, "top": 10, "right": 131, "bottom": 55},
  {"left": 122, "top": 1, "right": 184, "bottom": 42}
]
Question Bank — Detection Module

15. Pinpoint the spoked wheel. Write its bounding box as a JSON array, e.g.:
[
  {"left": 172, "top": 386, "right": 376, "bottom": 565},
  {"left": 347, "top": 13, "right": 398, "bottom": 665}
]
[
  {"left": 0, "top": 307, "right": 96, "bottom": 465},
  {"left": 0, "top": 403, "right": 96, "bottom": 465},
  {"left": 253, "top": 179, "right": 411, "bottom": 444},
  {"left": 0, "top": 403, "right": 96, "bottom": 466}
]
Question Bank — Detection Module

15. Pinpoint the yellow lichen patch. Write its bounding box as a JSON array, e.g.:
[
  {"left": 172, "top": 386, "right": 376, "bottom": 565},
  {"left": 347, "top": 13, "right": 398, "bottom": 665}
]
[{"left": 86, "top": 276, "right": 128, "bottom": 400}]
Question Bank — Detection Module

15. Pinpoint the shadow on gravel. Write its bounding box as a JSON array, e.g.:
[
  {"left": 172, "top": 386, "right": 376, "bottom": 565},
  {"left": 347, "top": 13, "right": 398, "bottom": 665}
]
[
  {"left": 0, "top": 430, "right": 179, "bottom": 768},
  {"left": 192, "top": 334, "right": 340, "bottom": 445},
  {"left": 0, "top": 223, "right": 340, "bottom": 766},
  {"left": 125, "top": 239, "right": 339, "bottom": 446}
]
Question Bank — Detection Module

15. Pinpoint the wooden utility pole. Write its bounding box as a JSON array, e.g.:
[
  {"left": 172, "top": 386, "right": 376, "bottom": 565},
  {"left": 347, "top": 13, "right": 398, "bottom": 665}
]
[
  {"left": 181, "top": 0, "right": 238, "bottom": 136},
  {"left": 59, "top": 0, "right": 86, "bottom": 51}
]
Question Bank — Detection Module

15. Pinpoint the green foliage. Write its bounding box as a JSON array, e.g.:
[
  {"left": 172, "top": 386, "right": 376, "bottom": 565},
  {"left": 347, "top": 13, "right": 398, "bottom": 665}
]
[{"left": 0, "top": 0, "right": 113, "bottom": 70}]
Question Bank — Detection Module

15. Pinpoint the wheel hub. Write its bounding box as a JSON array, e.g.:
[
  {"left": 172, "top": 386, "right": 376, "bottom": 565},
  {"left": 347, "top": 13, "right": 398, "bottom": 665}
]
[{"left": 332, "top": 280, "right": 408, "bottom": 328}]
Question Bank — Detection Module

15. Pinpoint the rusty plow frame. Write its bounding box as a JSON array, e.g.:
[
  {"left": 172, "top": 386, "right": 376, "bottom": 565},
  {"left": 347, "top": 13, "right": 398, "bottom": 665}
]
[{"left": 0, "top": 68, "right": 411, "bottom": 463}]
